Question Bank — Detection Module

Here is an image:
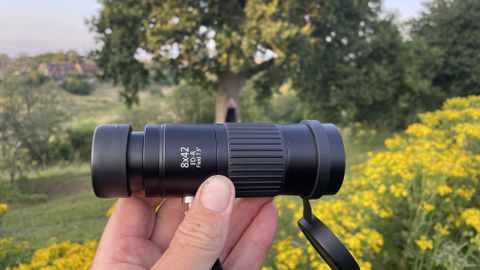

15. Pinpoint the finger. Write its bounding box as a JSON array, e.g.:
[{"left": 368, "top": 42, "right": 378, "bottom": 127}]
[
  {"left": 150, "top": 198, "right": 188, "bottom": 251},
  {"left": 92, "top": 196, "right": 162, "bottom": 269},
  {"left": 102, "top": 196, "right": 156, "bottom": 240},
  {"left": 132, "top": 191, "right": 164, "bottom": 208},
  {"left": 221, "top": 197, "right": 272, "bottom": 260},
  {"left": 222, "top": 202, "right": 278, "bottom": 270},
  {"left": 152, "top": 175, "right": 235, "bottom": 270}
]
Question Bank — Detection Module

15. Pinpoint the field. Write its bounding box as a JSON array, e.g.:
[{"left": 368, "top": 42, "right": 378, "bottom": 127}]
[
  {"left": 1, "top": 85, "right": 479, "bottom": 269},
  {"left": 0, "top": 84, "right": 385, "bottom": 252}
]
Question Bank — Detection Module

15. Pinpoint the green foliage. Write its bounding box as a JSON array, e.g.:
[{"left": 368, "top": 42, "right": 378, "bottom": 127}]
[
  {"left": 0, "top": 182, "right": 48, "bottom": 205},
  {"left": 0, "top": 73, "right": 68, "bottom": 181},
  {"left": 241, "top": 79, "right": 303, "bottom": 123},
  {"left": 61, "top": 74, "right": 94, "bottom": 96},
  {"left": 0, "top": 238, "right": 32, "bottom": 269},
  {"left": 291, "top": 1, "right": 420, "bottom": 129},
  {"left": 166, "top": 82, "right": 215, "bottom": 123},
  {"left": 116, "top": 83, "right": 215, "bottom": 128},
  {"left": 52, "top": 122, "right": 96, "bottom": 163},
  {"left": 293, "top": 0, "right": 480, "bottom": 130},
  {"left": 411, "top": 0, "right": 480, "bottom": 98},
  {"left": 90, "top": 0, "right": 474, "bottom": 130},
  {"left": 65, "top": 126, "right": 93, "bottom": 162},
  {"left": 44, "top": 50, "right": 82, "bottom": 63},
  {"left": 92, "top": 0, "right": 314, "bottom": 114},
  {"left": 90, "top": 0, "right": 149, "bottom": 106}
]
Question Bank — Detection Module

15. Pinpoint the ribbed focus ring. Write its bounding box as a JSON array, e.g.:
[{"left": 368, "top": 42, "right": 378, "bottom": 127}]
[{"left": 225, "top": 123, "right": 286, "bottom": 197}]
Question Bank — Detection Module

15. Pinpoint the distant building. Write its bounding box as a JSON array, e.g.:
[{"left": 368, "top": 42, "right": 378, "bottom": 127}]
[
  {"left": 75, "top": 63, "right": 98, "bottom": 78},
  {"left": 0, "top": 55, "right": 15, "bottom": 79},
  {"left": 38, "top": 62, "right": 75, "bottom": 81},
  {"left": 37, "top": 61, "right": 99, "bottom": 81}
]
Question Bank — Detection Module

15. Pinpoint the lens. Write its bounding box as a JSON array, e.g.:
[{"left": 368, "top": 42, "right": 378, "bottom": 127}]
[{"left": 91, "top": 120, "right": 345, "bottom": 198}]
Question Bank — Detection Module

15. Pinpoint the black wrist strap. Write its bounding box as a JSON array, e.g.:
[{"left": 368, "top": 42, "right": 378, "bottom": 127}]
[
  {"left": 211, "top": 197, "right": 359, "bottom": 270},
  {"left": 298, "top": 197, "right": 360, "bottom": 270}
]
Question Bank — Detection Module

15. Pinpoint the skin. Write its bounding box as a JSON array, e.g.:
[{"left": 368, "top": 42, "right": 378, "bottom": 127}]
[{"left": 91, "top": 176, "right": 279, "bottom": 270}]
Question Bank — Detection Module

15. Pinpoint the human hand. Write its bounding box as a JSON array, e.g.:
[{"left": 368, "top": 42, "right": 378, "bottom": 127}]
[{"left": 91, "top": 175, "right": 278, "bottom": 270}]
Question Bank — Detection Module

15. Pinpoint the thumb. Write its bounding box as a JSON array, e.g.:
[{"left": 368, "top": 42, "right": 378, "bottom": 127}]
[{"left": 153, "top": 175, "right": 235, "bottom": 270}]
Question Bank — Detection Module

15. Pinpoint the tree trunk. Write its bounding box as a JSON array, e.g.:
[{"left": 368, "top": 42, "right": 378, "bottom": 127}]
[{"left": 215, "top": 71, "right": 246, "bottom": 123}]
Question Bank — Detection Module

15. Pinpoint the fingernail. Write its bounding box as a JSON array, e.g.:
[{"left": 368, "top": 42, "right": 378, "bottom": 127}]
[{"left": 200, "top": 176, "right": 232, "bottom": 213}]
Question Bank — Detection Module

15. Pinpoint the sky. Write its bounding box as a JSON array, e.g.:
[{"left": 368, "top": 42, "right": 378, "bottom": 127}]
[{"left": 0, "top": 0, "right": 425, "bottom": 57}]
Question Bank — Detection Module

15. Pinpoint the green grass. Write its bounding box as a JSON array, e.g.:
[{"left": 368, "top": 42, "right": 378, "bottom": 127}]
[
  {"left": 0, "top": 84, "right": 165, "bottom": 250},
  {"left": 1, "top": 190, "right": 113, "bottom": 249},
  {"left": 0, "top": 163, "right": 114, "bottom": 249}
]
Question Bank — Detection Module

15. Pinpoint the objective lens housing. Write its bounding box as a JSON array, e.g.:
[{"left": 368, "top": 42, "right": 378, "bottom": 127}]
[{"left": 91, "top": 120, "right": 345, "bottom": 199}]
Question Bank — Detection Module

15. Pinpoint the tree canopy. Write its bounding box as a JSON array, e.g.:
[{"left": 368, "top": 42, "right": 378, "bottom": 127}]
[
  {"left": 411, "top": 0, "right": 480, "bottom": 97},
  {"left": 93, "top": 0, "right": 480, "bottom": 129}
]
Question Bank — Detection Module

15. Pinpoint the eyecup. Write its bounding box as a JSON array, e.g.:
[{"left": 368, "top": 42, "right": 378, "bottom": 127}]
[
  {"left": 91, "top": 124, "right": 132, "bottom": 198},
  {"left": 323, "top": 124, "right": 346, "bottom": 195},
  {"left": 302, "top": 120, "right": 346, "bottom": 199}
]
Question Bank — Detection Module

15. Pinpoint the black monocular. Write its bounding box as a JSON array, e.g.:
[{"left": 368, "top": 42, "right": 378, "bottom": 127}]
[
  {"left": 91, "top": 120, "right": 344, "bottom": 198},
  {"left": 90, "top": 120, "right": 360, "bottom": 270}
]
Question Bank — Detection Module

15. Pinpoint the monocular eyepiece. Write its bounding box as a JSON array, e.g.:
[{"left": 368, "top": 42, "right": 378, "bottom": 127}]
[
  {"left": 91, "top": 124, "right": 131, "bottom": 198},
  {"left": 91, "top": 120, "right": 345, "bottom": 199}
]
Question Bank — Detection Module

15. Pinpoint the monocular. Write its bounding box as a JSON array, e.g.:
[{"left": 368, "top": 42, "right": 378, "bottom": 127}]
[{"left": 91, "top": 120, "right": 359, "bottom": 270}]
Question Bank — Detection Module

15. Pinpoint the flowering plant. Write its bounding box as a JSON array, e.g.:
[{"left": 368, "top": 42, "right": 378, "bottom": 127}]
[{"left": 265, "top": 96, "right": 480, "bottom": 269}]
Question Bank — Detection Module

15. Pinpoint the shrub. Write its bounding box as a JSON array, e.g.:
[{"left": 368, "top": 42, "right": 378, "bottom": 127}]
[
  {"left": 61, "top": 74, "right": 94, "bottom": 95},
  {"left": 267, "top": 96, "right": 480, "bottom": 269},
  {"left": 49, "top": 121, "right": 95, "bottom": 163},
  {"left": 65, "top": 124, "right": 94, "bottom": 162}
]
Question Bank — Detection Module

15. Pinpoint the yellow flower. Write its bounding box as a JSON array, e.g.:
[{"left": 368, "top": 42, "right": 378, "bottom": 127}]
[
  {"left": 461, "top": 208, "right": 480, "bottom": 232},
  {"left": 377, "top": 184, "right": 387, "bottom": 194},
  {"left": 415, "top": 236, "right": 433, "bottom": 251},
  {"left": 434, "top": 223, "right": 450, "bottom": 236},
  {"left": 419, "top": 202, "right": 435, "bottom": 212},
  {"left": 262, "top": 95, "right": 480, "bottom": 269},
  {"left": 389, "top": 183, "right": 407, "bottom": 198},
  {"left": 0, "top": 203, "right": 8, "bottom": 215},
  {"left": 436, "top": 184, "right": 453, "bottom": 196},
  {"left": 455, "top": 188, "right": 474, "bottom": 200},
  {"left": 14, "top": 241, "right": 97, "bottom": 270},
  {"left": 106, "top": 203, "right": 116, "bottom": 217},
  {"left": 385, "top": 136, "right": 403, "bottom": 149},
  {"left": 405, "top": 124, "right": 433, "bottom": 137},
  {"left": 274, "top": 237, "right": 303, "bottom": 269}
]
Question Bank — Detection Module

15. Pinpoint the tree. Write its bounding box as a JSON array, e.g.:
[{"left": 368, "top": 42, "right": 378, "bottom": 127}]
[
  {"left": 411, "top": 0, "right": 480, "bottom": 98},
  {"left": 0, "top": 72, "right": 67, "bottom": 182},
  {"left": 61, "top": 74, "right": 94, "bottom": 95},
  {"left": 289, "top": 1, "right": 440, "bottom": 130},
  {"left": 92, "top": 0, "right": 314, "bottom": 122}
]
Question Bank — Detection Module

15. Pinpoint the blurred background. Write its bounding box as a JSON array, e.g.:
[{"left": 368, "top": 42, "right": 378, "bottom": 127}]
[{"left": 0, "top": 0, "right": 479, "bottom": 269}]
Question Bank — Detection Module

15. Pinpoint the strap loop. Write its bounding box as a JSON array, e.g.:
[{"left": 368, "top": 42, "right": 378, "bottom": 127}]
[
  {"left": 211, "top": 197, "right": 360, "bottom": 270},
  {"left": 298, "top": 198, "right": 360, "bottom": 270}
]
